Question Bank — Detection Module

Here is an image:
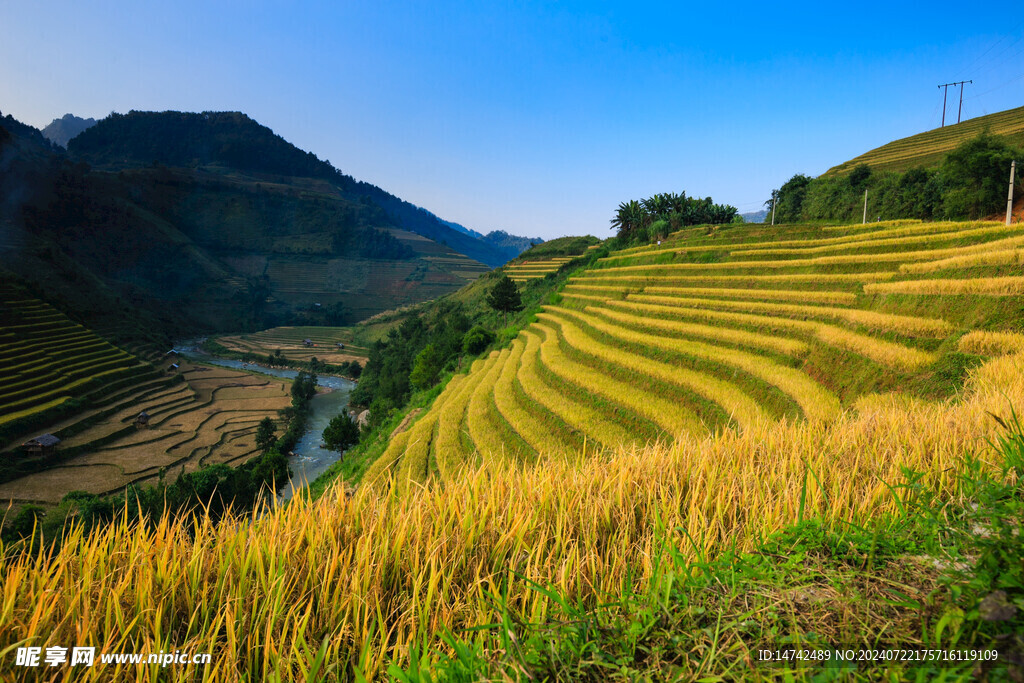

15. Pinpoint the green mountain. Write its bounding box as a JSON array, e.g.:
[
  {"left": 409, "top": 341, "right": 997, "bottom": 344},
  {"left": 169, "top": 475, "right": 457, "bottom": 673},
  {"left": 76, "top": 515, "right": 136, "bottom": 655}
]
[
  {"left": 68, "top": 111, "right": 521, "bottom": 267},
  {"left": 0, "top": 110, "right": 495, "bottom": 339}
]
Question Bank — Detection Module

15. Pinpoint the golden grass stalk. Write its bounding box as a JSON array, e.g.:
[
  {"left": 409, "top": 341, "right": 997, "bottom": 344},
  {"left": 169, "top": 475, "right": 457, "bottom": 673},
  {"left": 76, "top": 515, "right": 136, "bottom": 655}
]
[
  {"left": 564, "top": 283, "right": 856, "bottom": 305},
  {"left": 864, "top": 276, "right": 1024, "bottom": 296},
  {"left": 957, "top": 330, "right": 1024, "bottom": 356},
  {"left": 603, "top": 292, "right": 953, "bottom": 337},
  {"left": 732, "top": 222, "right": 1018, "bottom": 257},
  {"left": 491, "top": 338, "right": 568, "bottom": 457},
  {"left": 534, "top": 318, "right": 703, "bottom": 437},
  {"left": 594, "top": 300, "right": 936, "bottom": 372},
  {"left": 899, "top": 248, "right": 1024, "bottom": 274},
  {"left": 590, "top": 304, "right": 809, "bottom": 356},
  {"left": 517, "top": 328, "right": 632, "bottom": 448},
  {"left": 4, "top": 353, "right": 1021, "bottom": 681},
  {"left": 539, "top": 312, "right": 764, "bottom": 431},
  {"left": 549, "top": 307, "right": 841, "bottom": 423},
  {"left": 571, "top": 271, "right": 899, "bottom": 285}
]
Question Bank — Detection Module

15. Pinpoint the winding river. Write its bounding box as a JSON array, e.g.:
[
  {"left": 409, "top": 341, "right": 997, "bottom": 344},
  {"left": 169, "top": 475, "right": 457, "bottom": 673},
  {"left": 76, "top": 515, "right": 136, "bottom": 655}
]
[{"left": 176, "top": 343, "right": 355, "bottom": 501}]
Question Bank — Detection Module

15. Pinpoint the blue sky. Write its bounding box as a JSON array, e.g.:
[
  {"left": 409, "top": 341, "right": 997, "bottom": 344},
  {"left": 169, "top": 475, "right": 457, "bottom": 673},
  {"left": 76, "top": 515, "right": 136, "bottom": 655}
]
[{"left": 2, "top": 1, "right": 1023, "bottom": 239}]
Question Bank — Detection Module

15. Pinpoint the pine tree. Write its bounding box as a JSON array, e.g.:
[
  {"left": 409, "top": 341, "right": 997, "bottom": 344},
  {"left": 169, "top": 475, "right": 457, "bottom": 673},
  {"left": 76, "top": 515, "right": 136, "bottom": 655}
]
[{"left": 487, "top": 276, "right": 523, "bottom": 324}]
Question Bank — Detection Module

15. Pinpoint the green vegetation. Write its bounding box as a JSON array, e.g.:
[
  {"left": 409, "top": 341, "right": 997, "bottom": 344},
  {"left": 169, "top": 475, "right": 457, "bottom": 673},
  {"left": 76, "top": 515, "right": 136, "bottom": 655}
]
[
  {"left": 516, "top": 235, "right": 600, "bottom": 259},
  {"left": 611, "top": 192, "right": 738, "bottom": 244},
  {"left": 322, "top": 412, "right": 360, "bottom": 454},
  {"left": 486, "top": 275, "right": 524, "bottom": 321},
  {"left": 772, "top": 133, "right": 1022, "bottom": 223}
]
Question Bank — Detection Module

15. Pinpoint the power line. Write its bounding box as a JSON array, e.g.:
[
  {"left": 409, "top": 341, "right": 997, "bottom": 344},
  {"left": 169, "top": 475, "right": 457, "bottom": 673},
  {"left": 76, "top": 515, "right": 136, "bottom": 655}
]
[
  {"left": 958, "top": 21, "right": 1024, "bottom": 81},
  {"left": 966, "top": 71, "right": 1024, "bottom": 100}
]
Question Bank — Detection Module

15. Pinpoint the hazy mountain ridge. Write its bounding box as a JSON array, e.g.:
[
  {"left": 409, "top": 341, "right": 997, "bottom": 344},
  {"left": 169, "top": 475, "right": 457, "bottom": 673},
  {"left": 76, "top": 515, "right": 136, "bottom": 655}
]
[{"left": 41, "top": 114, "right": 97, "bottom": 148}]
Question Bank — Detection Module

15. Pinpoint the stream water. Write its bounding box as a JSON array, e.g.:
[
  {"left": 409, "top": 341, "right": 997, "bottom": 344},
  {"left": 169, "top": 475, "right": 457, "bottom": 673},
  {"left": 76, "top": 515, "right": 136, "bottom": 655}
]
[{"left": 176, "top": 343, "right": 355, "bottom": 501}]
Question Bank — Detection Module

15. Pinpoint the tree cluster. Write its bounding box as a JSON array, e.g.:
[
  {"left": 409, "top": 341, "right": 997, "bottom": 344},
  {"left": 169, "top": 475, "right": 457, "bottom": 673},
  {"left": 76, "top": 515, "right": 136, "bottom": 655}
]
[
  {"left": 611, "top": 192, "right": 738, "bottom": 244},
  {"left": 349, "top": 303, "right": 476, "bottom": 428},
  {"left": 769, "top": 133, "right": 1021, "bottom": 223}
]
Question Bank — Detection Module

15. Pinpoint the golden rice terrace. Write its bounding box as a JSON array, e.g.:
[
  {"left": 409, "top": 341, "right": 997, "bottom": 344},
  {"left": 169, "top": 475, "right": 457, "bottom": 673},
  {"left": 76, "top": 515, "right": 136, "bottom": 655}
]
[{"left": 370, "top": 219, "right": 1024, "bottom": 486}]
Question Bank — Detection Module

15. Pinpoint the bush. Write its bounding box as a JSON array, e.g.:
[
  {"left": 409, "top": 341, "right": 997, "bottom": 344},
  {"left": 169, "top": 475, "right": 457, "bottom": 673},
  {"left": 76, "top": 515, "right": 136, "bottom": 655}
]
[{"left": 462, "top": 325, "right": 495, "bottom": 355}]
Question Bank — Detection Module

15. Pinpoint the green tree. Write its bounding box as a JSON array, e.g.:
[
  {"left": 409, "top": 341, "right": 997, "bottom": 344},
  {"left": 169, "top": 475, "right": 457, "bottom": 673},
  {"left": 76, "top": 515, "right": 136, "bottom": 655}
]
[
  {"left": 487, "top": 276, "right": 524, "bottom": 323},
  {"left": 939, "top": 133, "right": 1019, "bottom": 219},
  {"left": 409, "top": 344, "right": 443, "bottom": 390},
  {"left": 462, "top": 325, "right": 494, "bottom": 355},
  {"left": 255, "top": 417, "right": 276, "bottom": 453},
  {"left": 774, "top": 174, "right": 813, "bottom": 223},
  {"left": 323, "top": 412, "right": 360, "bottom": 455}
]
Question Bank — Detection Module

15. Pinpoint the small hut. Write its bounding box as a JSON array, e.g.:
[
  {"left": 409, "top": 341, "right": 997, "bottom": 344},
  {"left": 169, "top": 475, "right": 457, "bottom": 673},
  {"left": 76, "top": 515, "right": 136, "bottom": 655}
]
[
  {"left": 303, "top": 339, "right": 314, "bottom": 347},
  {"left": 335, "top": 342, "right": 345, "bottom": 349},
  {"left": 169, "top": 363, "right": 180, "bottom": 372},
  {"left": 22, "top": 434, "right": 60, "bottom": 456},
  {"left": 135, "top": 411, "right": 150, "bottom": 427}
]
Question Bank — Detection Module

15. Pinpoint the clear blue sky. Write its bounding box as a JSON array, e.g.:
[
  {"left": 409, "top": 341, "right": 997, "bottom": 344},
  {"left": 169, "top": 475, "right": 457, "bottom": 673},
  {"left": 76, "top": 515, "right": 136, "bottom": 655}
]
[{"left": 2, "top": 1, "right": 1023, "bottom": 239}]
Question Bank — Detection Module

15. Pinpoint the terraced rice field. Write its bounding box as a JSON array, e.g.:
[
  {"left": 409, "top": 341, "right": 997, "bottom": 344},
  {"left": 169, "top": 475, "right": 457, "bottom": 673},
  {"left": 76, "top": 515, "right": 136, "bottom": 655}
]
[
  {"left": 0, "top": 287, "right": 294, "bottom": 508},
  {"left": 0, "top": 289, "right": 161, "bottom": 434},
  {"left": 217, "top": 326, "right": 368, "bottom": 365},
  {"left": 504, "top": 257, "right": 576, "bottom": 282},
  {"left": 371, "top": 219, "right": 1024, "bottom": 488},
  {"left": 0, "top": 360, "right": 291, "bottom": 506},
  {"left": 825, "top": 104, "right": 1024, "bottom": 175}
]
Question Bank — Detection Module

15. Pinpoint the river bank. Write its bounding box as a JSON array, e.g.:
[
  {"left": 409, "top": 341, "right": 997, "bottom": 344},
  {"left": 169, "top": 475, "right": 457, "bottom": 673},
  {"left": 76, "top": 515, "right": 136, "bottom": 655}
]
[{"left": 175, "top": 342, "right": 356, "bottom": 501}]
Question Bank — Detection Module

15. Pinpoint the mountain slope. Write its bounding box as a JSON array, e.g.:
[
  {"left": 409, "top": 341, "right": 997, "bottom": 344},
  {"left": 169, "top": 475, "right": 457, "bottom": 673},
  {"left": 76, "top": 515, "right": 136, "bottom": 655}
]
[
  {"left": 68, "top": 111, "right": 523, "bottom": 267},
  {"left": 826, "top": 104, "right": 1024, "bottom": 176}
]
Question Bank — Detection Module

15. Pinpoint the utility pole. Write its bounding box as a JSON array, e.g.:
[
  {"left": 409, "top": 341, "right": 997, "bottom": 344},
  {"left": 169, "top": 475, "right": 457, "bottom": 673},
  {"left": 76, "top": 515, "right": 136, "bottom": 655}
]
[
  {"left": 957, "top": 80, "right": 971, "bottom": 124},
  {"left": 937, "top": 81, "right": 972, "bottom": 126},
  {"left": 862, "top": 189, "right": 868, "bottom": 224},
  {"left": 771, "top": 191, "right": 777, "bottom": 226},
  {"left": 1008, "top": 160, "right": 1017, "bottom": 226}
]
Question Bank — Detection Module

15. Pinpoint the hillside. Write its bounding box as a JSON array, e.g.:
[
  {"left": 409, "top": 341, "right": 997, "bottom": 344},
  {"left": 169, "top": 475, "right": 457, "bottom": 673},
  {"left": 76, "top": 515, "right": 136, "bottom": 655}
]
[
  {"left": 367, "top": 218, "right": 1024, "bottom": 486},
  {"left": 826, "top": 104, "right": 1024, "bottom": 175}
]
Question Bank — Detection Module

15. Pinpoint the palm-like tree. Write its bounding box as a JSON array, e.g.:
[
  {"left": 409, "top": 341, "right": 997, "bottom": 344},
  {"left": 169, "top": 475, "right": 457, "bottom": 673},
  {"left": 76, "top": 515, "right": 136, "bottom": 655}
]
[{"left": 610, "top": 200, "right": 646, "bottom": 237}]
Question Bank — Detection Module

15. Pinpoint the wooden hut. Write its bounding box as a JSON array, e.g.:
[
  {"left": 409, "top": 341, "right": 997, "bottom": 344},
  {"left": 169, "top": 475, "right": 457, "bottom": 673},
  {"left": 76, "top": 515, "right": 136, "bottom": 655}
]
[
  {"left": 135, "top": 411, "right": 150, "bottom": 427},
  {"left": 303, "top": 339, "right": 314, "bottom": 347},
  {"left": 22, "top": 434, "right": 60, "bottom": 456}
]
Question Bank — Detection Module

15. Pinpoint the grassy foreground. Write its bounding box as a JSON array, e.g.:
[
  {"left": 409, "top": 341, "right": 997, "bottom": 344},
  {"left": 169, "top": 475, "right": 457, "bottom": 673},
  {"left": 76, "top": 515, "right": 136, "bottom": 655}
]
[{"left": 2, "top": 349, "right": 1023, "bottom": 680}]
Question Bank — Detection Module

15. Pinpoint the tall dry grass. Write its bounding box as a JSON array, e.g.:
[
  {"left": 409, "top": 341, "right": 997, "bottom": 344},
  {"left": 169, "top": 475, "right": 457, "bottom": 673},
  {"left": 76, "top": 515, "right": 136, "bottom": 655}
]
[
  {"left": 865, "top": 276, "right": 1024, "bottom": 296},
  {"left": 4, "top": 353, "right": 1022, "bottom": 681}
]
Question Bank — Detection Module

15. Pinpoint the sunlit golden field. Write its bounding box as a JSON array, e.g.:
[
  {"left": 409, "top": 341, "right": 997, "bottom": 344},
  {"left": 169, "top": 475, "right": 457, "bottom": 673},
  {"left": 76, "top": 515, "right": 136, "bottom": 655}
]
[{"left": 3, "top": 219, "right": 1024, "bottom": 680}]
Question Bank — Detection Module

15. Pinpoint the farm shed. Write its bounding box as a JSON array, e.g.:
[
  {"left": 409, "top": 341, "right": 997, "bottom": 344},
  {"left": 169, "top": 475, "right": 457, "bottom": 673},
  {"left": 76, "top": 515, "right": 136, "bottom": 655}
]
[{"left": 22, "top": 434, "right": 60, "bottom": 455}]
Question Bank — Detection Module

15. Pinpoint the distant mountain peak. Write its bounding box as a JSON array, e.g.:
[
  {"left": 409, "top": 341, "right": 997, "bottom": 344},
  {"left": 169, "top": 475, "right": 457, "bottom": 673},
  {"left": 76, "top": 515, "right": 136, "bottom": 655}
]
[{"left": 41, "top": 113, "right": 97, "bottom": 148}]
